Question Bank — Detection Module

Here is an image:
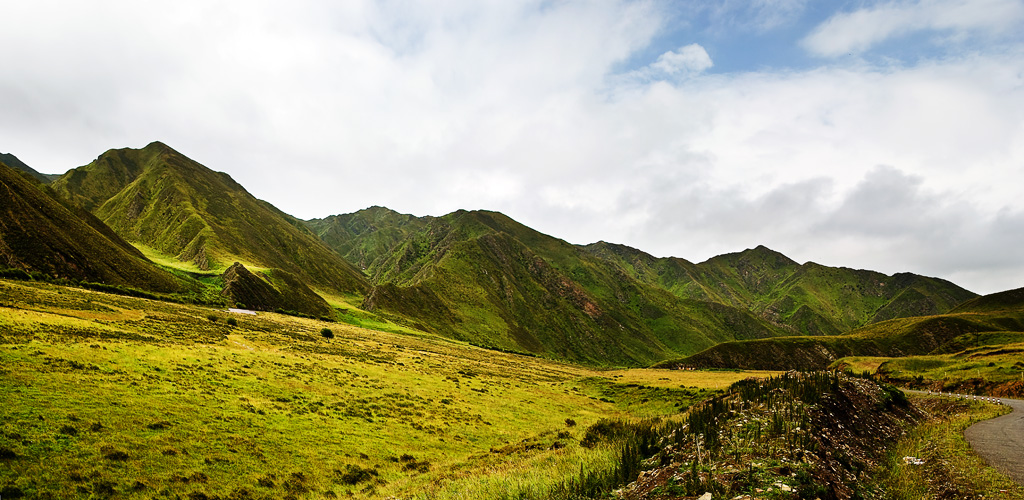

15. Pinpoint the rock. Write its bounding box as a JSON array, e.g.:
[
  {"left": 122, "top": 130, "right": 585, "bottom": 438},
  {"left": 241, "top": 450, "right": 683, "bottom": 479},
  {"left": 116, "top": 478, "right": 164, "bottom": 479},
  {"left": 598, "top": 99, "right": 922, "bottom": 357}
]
[{"left": 698, "top": 493, "right": 712, "bottom": 500}]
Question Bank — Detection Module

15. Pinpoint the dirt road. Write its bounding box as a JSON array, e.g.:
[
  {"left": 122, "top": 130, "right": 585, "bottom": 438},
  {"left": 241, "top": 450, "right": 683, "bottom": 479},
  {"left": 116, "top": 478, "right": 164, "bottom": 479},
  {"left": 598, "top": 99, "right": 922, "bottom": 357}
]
[{"left": 964, "top": 396, "right": 1024, "bottom": 485}]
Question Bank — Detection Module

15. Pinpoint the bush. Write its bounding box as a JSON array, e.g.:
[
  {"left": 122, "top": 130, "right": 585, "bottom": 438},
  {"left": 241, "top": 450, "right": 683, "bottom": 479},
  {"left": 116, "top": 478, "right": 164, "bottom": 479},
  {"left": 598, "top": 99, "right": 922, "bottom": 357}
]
[
  {"left": 580, "top": 419, "right": 627, "bottom": 448},
  {"left": 207, "top": 314, "right": 219, "bottom": 322},
  {"left": 321, "top": 328, "right": 334, "bottom": 340},
  {"left": 336, "top": 465, "right": 378, "bottom": 485},
  {"left": 226, "top": 317, "right": 238, "bottom": 327}
]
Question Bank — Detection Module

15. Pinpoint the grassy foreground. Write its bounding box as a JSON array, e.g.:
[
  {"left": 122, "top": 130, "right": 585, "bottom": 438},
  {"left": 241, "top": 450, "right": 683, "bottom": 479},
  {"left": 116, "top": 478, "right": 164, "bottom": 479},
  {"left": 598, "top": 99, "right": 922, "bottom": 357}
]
[
  {"left": 0, "top": 279, "right": 772, "bottom": 499},
  {"left": 879, "top": 395, "right": 1024, "bottom": 499}
]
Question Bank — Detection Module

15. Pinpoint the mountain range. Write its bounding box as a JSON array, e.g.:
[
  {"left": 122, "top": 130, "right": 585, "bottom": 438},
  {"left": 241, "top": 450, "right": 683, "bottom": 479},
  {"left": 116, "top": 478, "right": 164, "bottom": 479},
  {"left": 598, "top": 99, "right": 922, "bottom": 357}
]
[
  {"left": 1, "top": 142, "right": 991, "bottom": 365},
  {"left": 663, "top": 285, "right": 1024, "bottom": 371}
]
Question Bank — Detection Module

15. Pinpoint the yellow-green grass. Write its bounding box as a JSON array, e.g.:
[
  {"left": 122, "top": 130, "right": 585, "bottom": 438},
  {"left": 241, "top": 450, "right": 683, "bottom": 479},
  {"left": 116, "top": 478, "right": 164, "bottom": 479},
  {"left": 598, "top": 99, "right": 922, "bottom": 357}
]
[
  {"left": 134, "top": 242, "right": 280, "bottom": 279},
  {"left": 600, "top": 368, "right": 781, "bottom": 391},
  {"left": 880, "top": 395, "right": 1024, "bottom": 499},
  {"left": 833, "top": 342, "right": 1024, "bottom": 391},
  {"left": 0, "top": 278, "right": 774, "bottom": 499},
  {"left": 316, "top": 288, "right": 423, "bottom": 336},
  {"left": 830, "top": 356, "right": 889, "bottom": 375},
  {"left": 134, "top": 243, "right": 225, "bottom": 275}
]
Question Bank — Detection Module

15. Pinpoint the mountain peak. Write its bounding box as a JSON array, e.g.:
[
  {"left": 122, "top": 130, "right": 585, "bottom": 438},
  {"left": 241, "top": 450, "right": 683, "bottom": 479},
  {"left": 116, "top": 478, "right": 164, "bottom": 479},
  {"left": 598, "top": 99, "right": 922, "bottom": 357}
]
[{"left": 704, "top": 245, "right": 798, "bottom": 269}]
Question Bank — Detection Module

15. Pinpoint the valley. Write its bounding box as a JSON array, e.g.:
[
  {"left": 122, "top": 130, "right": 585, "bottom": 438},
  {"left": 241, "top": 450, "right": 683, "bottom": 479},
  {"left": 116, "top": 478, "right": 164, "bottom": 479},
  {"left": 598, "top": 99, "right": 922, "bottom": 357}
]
[{"left": 3, "top": 143, "right": 1024, "bottom": 498}]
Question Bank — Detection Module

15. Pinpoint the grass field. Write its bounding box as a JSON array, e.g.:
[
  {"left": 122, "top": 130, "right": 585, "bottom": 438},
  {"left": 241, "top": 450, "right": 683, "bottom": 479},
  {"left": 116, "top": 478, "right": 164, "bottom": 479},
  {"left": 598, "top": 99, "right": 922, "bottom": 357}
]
[
  {"left": 0, "top": 278, "right": 773, "bottom": 499},
  {"left": 833, "top": 339, "right": 1024, "bottom": 395}
]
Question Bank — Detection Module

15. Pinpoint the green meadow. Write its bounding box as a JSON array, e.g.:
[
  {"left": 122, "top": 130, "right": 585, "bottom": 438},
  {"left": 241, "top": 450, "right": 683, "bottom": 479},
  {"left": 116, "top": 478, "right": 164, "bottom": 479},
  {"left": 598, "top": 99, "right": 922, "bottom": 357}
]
[{"left": 0, "top": 279, "right": 769, "bottom": 499}]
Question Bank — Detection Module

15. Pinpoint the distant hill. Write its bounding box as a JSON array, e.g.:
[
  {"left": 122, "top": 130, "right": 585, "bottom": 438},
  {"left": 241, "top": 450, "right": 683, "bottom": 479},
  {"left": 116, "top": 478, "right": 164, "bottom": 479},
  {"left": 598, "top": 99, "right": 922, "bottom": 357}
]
[
  {"left": 663, "top": 286, "right": 1024, "bottom": 371},
  {"left": 220, "top": 262, "right": 333, "bottom": 318},
  {"left": 307, "top": 206, "right": 432, "bottom": 273},
  {"left": 312, "top": 208, "right": 786, "bottom": 365},
  {"left": 949, "top": 286, "right": 1024, "bottom": 314},
  {"left": 50, "top": 142, "right": 369, "bottom": 297},
  {"left": 0, "top": 160, "right": 185, "bottom": 292},
  {"left": 583, "top": 242, "right": 976, "bottom": 335},
  {"left": 0, "top": 152, "right": 61, "bottom": 183}
]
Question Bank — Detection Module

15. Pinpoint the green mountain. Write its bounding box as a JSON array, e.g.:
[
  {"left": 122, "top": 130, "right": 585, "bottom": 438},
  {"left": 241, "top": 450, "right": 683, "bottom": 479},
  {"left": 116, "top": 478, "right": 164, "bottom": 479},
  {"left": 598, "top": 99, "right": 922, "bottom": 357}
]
[
  {"left": 310, "top": 208, "right": 784, "bottom": 365},
  {"left": 49, "top": 142, "right": 368, "bottom": 298},
  {"left": 663, "top": 286, "right": 1024, "bottom": 371},
  {"left": 0, "top": 152, "right": 61, "bottom": 184},
  {"left": 583, "top": 242, "right": 976, "bottom": 335},
  {"left": 0, "top": 161, "right": 184, "bottom": 292},
  {"left": 307, "top": 206, "right": 432, "bottom": 272}
]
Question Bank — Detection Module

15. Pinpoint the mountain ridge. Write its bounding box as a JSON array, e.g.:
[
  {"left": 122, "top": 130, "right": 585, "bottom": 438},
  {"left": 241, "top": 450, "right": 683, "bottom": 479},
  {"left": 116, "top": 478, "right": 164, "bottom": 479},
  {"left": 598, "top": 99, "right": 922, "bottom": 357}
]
[
  {"left": 11, "top": 140, "right": 985, "bottom": 367},
  {"left": 50, "top": 142, "right": 369, "bottom": 298},
  {"left": 581, "top": 240, "right": 976, "bottom": 336},
  {"left": 314, "top": 208, "right": 784, "bottom": 365},
  {"left": 0, "top": 160, "right": 186, "bottom": 292}
]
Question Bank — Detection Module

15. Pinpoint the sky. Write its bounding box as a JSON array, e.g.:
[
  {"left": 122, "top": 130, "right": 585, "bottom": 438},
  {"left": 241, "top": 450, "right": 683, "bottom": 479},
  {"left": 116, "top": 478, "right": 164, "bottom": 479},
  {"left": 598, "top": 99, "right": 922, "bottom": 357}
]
[{"left": 1, "top": 0, "right": 1023, "bottom": 295}]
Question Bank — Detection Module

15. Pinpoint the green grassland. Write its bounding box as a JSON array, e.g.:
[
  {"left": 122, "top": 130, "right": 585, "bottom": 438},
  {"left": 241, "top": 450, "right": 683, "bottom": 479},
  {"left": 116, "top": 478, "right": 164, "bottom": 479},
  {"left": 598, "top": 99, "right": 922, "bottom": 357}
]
[
  {"left": 832, "top": 335, "right": 1024, "bottom": 396},
  {"left": 0, "top": 279, "right": 771, "bottom": 499}
]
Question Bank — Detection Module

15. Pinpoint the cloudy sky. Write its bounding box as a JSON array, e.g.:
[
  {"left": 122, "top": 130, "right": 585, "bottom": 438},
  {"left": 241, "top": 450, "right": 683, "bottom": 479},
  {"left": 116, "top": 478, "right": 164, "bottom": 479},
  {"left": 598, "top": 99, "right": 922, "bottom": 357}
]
[{"left": 2, "top": 0, "right": 1023, "bottom": 294}]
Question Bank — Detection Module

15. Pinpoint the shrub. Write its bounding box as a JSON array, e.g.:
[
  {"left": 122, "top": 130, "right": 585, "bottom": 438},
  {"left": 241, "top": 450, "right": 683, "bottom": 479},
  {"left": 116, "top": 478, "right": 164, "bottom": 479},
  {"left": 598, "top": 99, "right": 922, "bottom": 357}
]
[
  {"left": 226, "top": 317, "right": 238, "bottom": 327},
  {"left": 321, "top": 328, "right": 334, "bottom": 340},
  {"left": 207, "top": 314, "right": 219, "bottom": 322},
  {"left": 580, "top": 419, "right": 627, "bottom": 448},
  {"left": 336, "top": 465, "right": 378, "bottom": 485},
  {"left": 565, "top": 418, "right": 577, "bottom": 427}
]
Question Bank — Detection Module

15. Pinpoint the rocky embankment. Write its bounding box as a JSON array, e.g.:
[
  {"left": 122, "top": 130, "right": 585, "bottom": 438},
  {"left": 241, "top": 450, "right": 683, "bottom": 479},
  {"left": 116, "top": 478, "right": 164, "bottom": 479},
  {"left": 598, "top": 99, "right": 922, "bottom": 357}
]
[{"left": 617, "top": 373, "right": 923, "bottom": 500}]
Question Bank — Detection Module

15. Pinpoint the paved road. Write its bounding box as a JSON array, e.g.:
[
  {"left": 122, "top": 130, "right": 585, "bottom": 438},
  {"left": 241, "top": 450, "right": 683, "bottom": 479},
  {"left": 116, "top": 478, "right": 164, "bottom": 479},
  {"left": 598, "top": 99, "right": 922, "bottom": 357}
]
[{"left": 963, "top": 396, "right": 1024, "bottom": 485}]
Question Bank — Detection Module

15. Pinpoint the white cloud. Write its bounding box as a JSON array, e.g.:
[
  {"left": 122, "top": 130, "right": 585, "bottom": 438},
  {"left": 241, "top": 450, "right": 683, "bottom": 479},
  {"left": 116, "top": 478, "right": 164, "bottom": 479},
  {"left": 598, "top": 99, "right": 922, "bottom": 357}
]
[
  {"left": 1, "top": 1, "right": 1023, "bottom": 294},
  {"left": 803, "top": 0, "right": 1024, "bottom": 57},
  {"left": 649, "top": 44, "right": 714, "bottom": 77}
]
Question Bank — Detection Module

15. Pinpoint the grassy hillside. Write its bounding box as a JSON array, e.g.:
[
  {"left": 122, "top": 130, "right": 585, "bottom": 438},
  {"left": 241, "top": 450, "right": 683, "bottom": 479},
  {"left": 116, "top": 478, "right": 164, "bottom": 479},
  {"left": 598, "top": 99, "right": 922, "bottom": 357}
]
[
  {"left": 832, "top": 287, "right": 1024, "bottom": 396},
  {"left": 318, "top": 209, "right": 783, "bottom": 366},
  {"left": 307, "top": 206, "right": 432, "bottom": 273},
  {"left": 0, "top": 278, "right": 777, "bottom": 499},
  {"left": 584, "top": 242, "right": 976, "bottom": 335},
  {"left": 0, "top": 161, "right": 186, "bottom": 293},
  {"left": 49, "top": 142, "right": 368, "bottom": 298},
  {"left": 220, "top": 262, "right": 334, "bottom": 318},
  {"left": 665, "top": 287, "right": 1024, "bottom": 371}
]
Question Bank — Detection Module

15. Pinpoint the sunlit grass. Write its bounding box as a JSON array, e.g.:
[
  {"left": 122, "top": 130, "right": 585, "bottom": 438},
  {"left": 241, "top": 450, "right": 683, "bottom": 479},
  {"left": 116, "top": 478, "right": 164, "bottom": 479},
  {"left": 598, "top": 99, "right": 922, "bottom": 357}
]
[
  {"left": 0, "top": 278, "right": 775, "bottom": 498},
  {"left": 133, "top": 243, "right": 223, "bottom": 275}
]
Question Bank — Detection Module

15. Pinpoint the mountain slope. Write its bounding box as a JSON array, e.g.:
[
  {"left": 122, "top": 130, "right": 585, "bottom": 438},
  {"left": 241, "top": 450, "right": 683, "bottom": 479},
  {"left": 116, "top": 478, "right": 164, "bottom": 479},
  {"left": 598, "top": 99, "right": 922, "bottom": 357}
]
[
  {"left": 50, "top": 142, "right": 368, "bottom": 297},
  {"left": 307, "top": 206, "right": 432, "bottom": 273},
  {"left": 0, "top": 152, "right": 60, "bottom": 183},
  {"left": 0, "top": 161, "right": 184, "bottom": 292},
  {"left": 583, "top": 242, "right": 976, "bottom": 336},
  {"left": 665, "top": 286, "right": 1024, "bottom": 371},
  {"left": 220, "top": 262, "right": 333, "bottom": 317},
  {"left": 315, "top": 208, "right": 783, "bottom": 365}
]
